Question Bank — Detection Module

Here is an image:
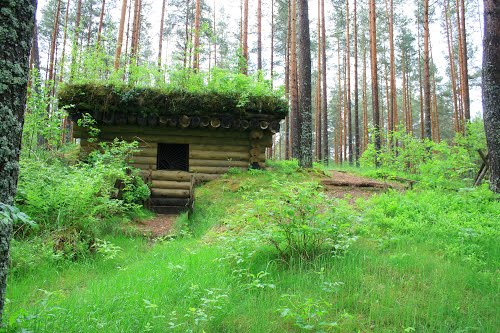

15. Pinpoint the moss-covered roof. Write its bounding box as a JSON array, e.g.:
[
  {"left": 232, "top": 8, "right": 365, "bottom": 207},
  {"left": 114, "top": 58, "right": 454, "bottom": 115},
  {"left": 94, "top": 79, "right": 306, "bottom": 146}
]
[{"left": 59, "top": 83, "right": 288, "bottom": 122}]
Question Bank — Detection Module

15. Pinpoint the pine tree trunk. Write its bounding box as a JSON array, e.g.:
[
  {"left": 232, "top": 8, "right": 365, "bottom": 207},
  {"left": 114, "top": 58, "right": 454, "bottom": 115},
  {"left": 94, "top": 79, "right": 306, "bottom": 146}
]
[
  {"left": 69, "top": 0, "right": 82, "bottom": 80},
  {"left": 158, "top": 0, "right": 167, "bottom": 67},
  {"left": 284, "top": 1, "right": 291, "bottom": 160},
  {"left": 315, "top": 0, "right": 322, "bottom": 162},
  {"left": 353, "top": 0, "right": 359, "bottom": 166},
  {"left": 193, "top": 0, "right": 201, "bottom": 71},
  {"left": 0, "top": 0, "right": 36, "bottom": 322},
  {"left": 297, "top": 0, "right": 312, "bottom": 168},
  {"left": 362, "top": 41, "right": 368, "bottom": 152},
  {"left": 257, "top": 0, "right": 262, "bottom": 71},
  {"left": 388, "top": 0, "right": 397, "bottom": 135},
  {"left": 97, "top": 0, "right": 106, "bottom": 47},
  {"left": 290, "top": 0, "right": 299, "bottom": 159},
  {"left": 482, "top": 0, "right": 500, "bottom": 193},
  {"left": 321, "top": 0, "right": 328, "bottom": 164},
  {"left": 58, "top": 0, "right": 71, "bottom": 82},
  {"left": 346, "top": 0, "right": 352, "bottom": 164},
  {"left": 444, "top": 0, "right": 460, "bottom": 133},
  {"left": 270, "top": 0, "right": 274, "bottom": 87},
  {"left": 48, "top": 0, "right": 62, "bottom": 84},
  {"left": 459, "top": 0, "right": 470, "bottom": 121},
  {"left": 423, "top": 0, "right": 432, "bottom": 140},
  {"left": 183, "top": 0, "right": 190, "bottom": 68},
  {"left": 242, "top": 0, "right": 249, "bottom": 74},
  {"left": 114, "top": 0, "right": 128, "bottom": 70},
  {"left": 369, "top": 0, "right": 381, "bottom": 164}
]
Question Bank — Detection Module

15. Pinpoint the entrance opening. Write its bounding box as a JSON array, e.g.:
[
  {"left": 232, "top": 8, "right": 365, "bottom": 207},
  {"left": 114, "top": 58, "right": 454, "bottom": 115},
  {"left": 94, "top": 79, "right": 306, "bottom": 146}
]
[{"left": 157, "top": 143, "right": 189, "bottom": 171}]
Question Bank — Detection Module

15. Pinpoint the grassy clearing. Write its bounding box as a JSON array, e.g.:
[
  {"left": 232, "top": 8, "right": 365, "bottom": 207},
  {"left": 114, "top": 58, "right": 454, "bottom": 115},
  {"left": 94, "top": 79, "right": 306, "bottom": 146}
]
[{"left": 4, "top": 161, "right": 499, "bottom": 332}]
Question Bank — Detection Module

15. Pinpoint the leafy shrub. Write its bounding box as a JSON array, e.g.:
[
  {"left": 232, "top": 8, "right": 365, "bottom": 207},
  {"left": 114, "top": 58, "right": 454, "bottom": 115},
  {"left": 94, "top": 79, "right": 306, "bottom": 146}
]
[
  {"left": 217, "top": 180, "right": 355, "bottom": 263},
  {"left": 360, "top": 121, "right": 487, "bottom": 188},
  {"left": 16, "top": 140, "right": 149, "bottom": 235}
]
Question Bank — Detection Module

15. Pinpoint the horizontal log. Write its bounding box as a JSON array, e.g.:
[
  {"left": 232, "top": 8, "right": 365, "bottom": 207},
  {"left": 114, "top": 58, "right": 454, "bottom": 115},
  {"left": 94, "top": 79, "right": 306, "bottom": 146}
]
[
  {"left": 190, "top": 150, "right": 250, "bottom": 161},
  {"left": 131, "top": 163, "right": 156, "bottom": 171},
  {"left": 149, "top": 198, "right": 191, "bottom": 207},
  {"left": 98, "top": 134, "right": 254, "bottom": 146},
  {"left": 321, "top": 179, "right": 391, "bottom": 189},
  {"left": 151, "top": 188, "right": 190, "bottom": 198},
  {"left": 193, "top": 173, "right": 220, "bottom": 182},
  {"left": 132, "top": 147, "right": 157, "bottom": 157},
  {"left": 100, "top": 126, "right": 250, "bottom": 139},
  {"left": 151, "top": 180, "right": 192, "bottom": 190},
  {"left": 130, "top": 156, "right": 157, "bottom": 165},
  {"left": 142, "top": 170, "right": 192, "bottom": 181},
  {"left": 190, "top": 144, "right": 250, "bottom": 152},
  {"left": 190, "top": 166, "right": 237, "bottom": 174},
  {"left": 189, "top": 159, "right": 249, "bottom": 168}
]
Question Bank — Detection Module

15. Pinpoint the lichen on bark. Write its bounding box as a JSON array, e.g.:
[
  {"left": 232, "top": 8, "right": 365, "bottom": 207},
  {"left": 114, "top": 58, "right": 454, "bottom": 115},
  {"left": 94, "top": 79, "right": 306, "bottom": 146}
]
[{"left": 0, "top": 0, "right": 37, "bottom": 323}]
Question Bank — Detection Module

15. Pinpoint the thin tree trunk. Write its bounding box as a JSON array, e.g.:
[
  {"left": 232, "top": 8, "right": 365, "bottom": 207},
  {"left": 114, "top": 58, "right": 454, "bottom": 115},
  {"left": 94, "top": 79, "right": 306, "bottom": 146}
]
[
  {"left": 158, "top": 0, "right": 167, "bottom": 67},
  {"left": 284, "top": 0, "right": 291, "bottom": 160},
  {"left": 459, "top": 0, "right": 470, "bottom": 121},
  {"left": 97, "top": 0, "right": 106, "bottom": 47},
  {"left": 257, "top": 0, "right": 262, "bottom": 71},
  {"left": 423, "top": 0, "right": 432, "bottom": 140},
  {"left": 48, "top": 0, "right": 62, "bottom": 85},
  {"left": 114, "top": 0, "right": 128, "bottom": 70},
  {"left": 321, "top": 0, "right": 328, "bottom": 164},
  {"left": 445, "top": 0, "right": 460, "bottom": 133},
  {"left": 290, "top": 0, "right": 299, "bottom": 158},
  {"left": 242, "top": 0, "right": 249, "bottom": 74},
  {"left": 362, "top": 40, "right": 368, "bottom": 152},
  {"left": 130, "top": 0, "right": 142, "bottom": 63},
  {"left": 59, "top": 0, "right": 71, "bottom": 82},
  {"left": 124, "top": 0, "right": 132, "bottom": 61},
  {"left": 346, "top": 0, "right": 352, "bottom": 164},
  {"left": 193, "top": 0, "right": 201, "bottom": 71},
  {"left": 270, "top": 0, "right": 274, "bottom": 86},
  {"left": 316, "top": 0, "right": 322, "bottom": 162},
  {"left": 183, "top": 0, "right": 190, "bottom": 68},
  {"left": 353, "top": 0, "right": 359, "bottom": 166},
  {"left": 369, "top": 0, "right": 381, "bottom": 164}
]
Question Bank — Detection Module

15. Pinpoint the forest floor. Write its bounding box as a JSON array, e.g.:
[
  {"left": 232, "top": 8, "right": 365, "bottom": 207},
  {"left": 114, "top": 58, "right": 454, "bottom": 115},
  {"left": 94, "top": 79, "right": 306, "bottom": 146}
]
[
  {"left": 136, "top": 214, "right": 177, "bottom": 238},
  {"left": 321, "top": 170, "right": 404, "bottom": 203}
]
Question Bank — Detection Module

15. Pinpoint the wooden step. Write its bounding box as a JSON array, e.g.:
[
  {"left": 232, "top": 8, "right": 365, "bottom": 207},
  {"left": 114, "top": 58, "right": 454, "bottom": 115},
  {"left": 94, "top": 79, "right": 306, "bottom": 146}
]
[{"left": 151, "top": 206, "right": 191, "bottom": 215}]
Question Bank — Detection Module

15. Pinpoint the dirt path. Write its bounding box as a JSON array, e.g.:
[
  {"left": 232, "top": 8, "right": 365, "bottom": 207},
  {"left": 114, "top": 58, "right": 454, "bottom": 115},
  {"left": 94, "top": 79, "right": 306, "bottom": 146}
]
[
  {"left": 136, "top": 214, "right": 177, "bottom": 238},
  {"left": 321, "top": 170, "right": 402, "bottom": 203}
]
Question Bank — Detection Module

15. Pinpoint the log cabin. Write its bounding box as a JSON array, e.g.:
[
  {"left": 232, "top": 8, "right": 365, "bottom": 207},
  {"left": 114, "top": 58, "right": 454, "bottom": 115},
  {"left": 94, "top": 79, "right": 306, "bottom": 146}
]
[{"left": 59, "top": 83, "right": 287, "bottom": 213}]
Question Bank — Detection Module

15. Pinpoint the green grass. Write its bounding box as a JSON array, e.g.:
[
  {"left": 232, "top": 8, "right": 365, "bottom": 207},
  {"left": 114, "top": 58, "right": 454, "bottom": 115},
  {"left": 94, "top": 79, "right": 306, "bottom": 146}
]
[{"left": 4, "top": 160, "right": 499, "bottom": 332}]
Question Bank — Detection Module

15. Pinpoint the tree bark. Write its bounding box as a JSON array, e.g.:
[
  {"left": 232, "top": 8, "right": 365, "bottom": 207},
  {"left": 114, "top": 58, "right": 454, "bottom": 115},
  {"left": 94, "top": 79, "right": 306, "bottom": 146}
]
[
  {"left": 459, "top": 0, "right": 470, "bottom": 122},
  {"left": 353, "top": 0, "right": 359, "bottom": 166},
  {"left": 48, "top": 0, "right": 62, "bottom": 85},
  {"left": 369, "top": 0, "right": 381, "bottom": 164},
  {"left": 257, "top": 0, "right": 262, "bottom": 71},
  {"left": 114, "top": 0, "right": 128, "bottom": 70},
  {"left": 193, "top": 0, "right": 201, "bottom": 71},
  {"left": 423, "top": 0, "right": 432, "bottom": 140},
  {"left": 482, "top": 0, "right": 500, "bottom": 193},
  {"left": 0, "top": 0, "right": 36, "bottom": 322},
  {"left": 290, "top": 0, "right": 299, "bottom": 159},
  {"left": 297, "top": 0, "right": 312, "bottom": 168},
  {"left": 242, "top": 0, "right": 249, "bottom": 74},
  {"left": 158, "top": 0, "right": 167, "bottom": 67},
  {"left": 321, "top": 0, "right": 328, "bottom": 164},
  {"left": 96, "top": 0, "right": 107, "bottom": 47}
]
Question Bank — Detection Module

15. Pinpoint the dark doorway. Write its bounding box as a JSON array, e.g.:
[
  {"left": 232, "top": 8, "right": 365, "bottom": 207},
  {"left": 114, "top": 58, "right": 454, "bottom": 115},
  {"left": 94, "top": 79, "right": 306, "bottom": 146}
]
[{"left": 157, "top": 143, "right": 189, "bottom": 171}]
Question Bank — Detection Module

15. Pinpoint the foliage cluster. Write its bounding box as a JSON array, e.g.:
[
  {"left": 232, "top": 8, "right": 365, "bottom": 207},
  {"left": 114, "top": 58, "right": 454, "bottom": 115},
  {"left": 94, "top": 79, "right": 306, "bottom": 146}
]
[
  {"left": 59, "top": 52, "right": 288, "bottom": 121},
  {"left": 360, "top": 121, "right": 487, "bottom": 188},
  {"left": 4, "top": 159, "right": 499, "bottom": 332},
  {"left": 13, "top": 140, "right": 150, "bottom": 261}
]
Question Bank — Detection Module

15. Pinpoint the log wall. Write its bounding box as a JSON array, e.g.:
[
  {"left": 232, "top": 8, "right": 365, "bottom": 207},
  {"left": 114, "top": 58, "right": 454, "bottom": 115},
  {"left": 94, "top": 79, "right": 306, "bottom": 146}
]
[{"left": 75, "top": 125, "right": 273, "bottom": 182}]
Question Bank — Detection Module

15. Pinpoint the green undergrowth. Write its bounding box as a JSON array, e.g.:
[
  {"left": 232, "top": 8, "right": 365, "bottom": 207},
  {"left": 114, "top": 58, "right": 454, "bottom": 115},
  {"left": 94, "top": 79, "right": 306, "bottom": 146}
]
[{"left": 4, "top": 161, "right": 499, "bottom": 332}]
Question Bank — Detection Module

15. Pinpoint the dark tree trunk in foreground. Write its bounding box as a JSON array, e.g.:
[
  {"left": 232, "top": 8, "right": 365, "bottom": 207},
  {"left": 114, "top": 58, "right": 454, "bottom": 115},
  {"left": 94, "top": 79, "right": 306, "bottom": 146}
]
[
  {"left": 0, "top": 0, "right": 36, "bottom": 322},
  {"left": 482, "top": 0, "right": 500, "bottom": 193},
  {"left": 297, "top": 0, "right": 312, "bottom": 168}
]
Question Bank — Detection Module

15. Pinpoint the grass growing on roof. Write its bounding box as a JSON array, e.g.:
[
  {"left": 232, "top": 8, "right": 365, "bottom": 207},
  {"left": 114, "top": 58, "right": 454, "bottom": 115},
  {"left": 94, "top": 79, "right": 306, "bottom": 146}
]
[{"left": 58, "top": 67, "right": 288, "bottom": 119}]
